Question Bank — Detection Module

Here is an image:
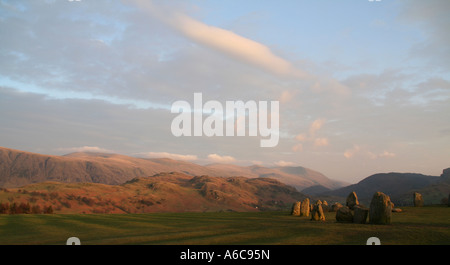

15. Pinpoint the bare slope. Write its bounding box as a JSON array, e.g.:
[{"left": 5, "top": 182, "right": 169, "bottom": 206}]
[{"left": 0, "top": 172, "right": 306, "bottom": 214}]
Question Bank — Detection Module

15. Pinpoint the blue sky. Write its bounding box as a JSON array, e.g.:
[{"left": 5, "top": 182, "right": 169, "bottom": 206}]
[
  {"left": 0, "top": 0, "right": 449, "bottom": 183},
  {"left": 189, "top": 1, "right": 415, "bottom": 73}
]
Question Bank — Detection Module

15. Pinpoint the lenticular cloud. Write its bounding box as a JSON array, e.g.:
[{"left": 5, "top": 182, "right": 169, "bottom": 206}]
[{"left": 131, "top": 0, "right": 309, "bottom": 79}]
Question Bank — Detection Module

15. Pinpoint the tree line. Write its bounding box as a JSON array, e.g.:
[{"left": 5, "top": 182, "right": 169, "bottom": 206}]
[{"left": 0, "top": 202, "right": 53, "bottom": 214}]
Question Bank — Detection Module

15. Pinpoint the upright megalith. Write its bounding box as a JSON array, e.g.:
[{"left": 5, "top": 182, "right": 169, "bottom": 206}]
[
  {"left": 291, "top": 201, "right": 301, "bottom": 216},
  {"left": 346, "top": 191, "right": 359, "bottom": 209},
  {"left": 353, "top": 205, "right": 369, "bottom": 224},
  {"left": 448, "top": 193, "right": 450, "bottom": 207},
  {"left": 322, "top": 201, "right": 329, "bottom": 212},
  {"left": 335, "top": 206, "right": 353, "bottom": 223},
  {"left": 369, "top": 192, "right": 392, "bottom": 225},
  {"left": 413, "top": 192, "right": 424, "bottom": 207},
  {"left": 311, "top": 203, "right": 325, "bottom": 221},
  {"left": 300, "top": 198, "right": 310, "bottom": 217}
]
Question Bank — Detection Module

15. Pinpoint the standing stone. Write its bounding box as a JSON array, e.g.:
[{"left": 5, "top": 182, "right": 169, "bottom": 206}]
[
  {"left": 322, "top": 201, "right": 329, "bottom": 212},
  {"left": 330, "top": 202, "right": 343, "bottom": 212},
  {"left": 311, "top": 203, "right": 325, "bottom": 221},
  {"left": 291, "top": 201, "right": 301, "bottom": 216},
  {"left": 346, "top": 191, "right": 359, "bottom": 209},
  {"left": 369, "top": 192, "right": 392, "bottom": 225},
  {"left": 300, "top": 198, "right": 310, "bottom": 217},
  {"left": 353, "top": 205, "right": 369, "bottom": 224},
  {"left": 413, "top": 192, "right": 424, "bottom": 207},
  {"left": 448, "top": 193, "right": 450, "bottom": 207},
  {"left": 336, "top": 206, "right": 353, "bottom": 223}
]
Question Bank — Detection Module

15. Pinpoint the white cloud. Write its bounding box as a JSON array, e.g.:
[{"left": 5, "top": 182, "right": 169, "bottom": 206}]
[
  {"left": 292, "top": 143, "right": 303, "bottom": 152},
  {"left": 56, "top": 146, "right": 114, "bottom": 154},
  {"left": 295, "top": 133, "right": 308, "bottom": 142},
  {"left": 274, "top": 160, "right": 296, "bottom": 167},
  {"left": 293, "top": 119, "right": 329, "bottom": 150},
  {"left": 378, "top": 151, "right": 396, "bottom": 158},
  {"left": 344, "top": 145, "right": 360, "bottom": 159},
  {"left": 344, "top": 145, "right": 395, "bottom": 160},
  {"left": 137, "top": 152, "right": 198, "bottom": 161},
  {"left": 207, "top": 153, "right": 236, "bottom": 164},
  {"left": 309, "top": 118, "right": 326, "bottom": 137},
  {"left": 131, "top": 0, "right": 309, "bottom": 79},
  {"left": 398, "top": 0, "right": 450, "bottom": 70},
  {"left": 314, "top": 138, "right": 329, "bottom": 147},
  {"left": 279, "top": 90, "right": 297, "bottom": 103},
  {"left": 251, "top": 160, "right": 264, "bottom": 166}
]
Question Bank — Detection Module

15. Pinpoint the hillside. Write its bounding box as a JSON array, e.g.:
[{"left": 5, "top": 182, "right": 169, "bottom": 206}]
[
  {"left": 0, "top": 146, "right": 342, "bottom": 191},
  {"left": 320, "top": 171, "right": 450, "bottom": 205},
  {"left": 0, "top": 172, "right": 306, "bottom": 214},
  {"left": 205, "top": 164, "right": 347, "bottom": 191},
  {"left": 394, "top": 168, "right": 450, "bottom": 205}
]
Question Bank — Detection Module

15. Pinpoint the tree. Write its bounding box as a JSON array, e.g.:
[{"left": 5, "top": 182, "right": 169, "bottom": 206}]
[
  {"left": 0, "top": 202, "right": 9, "bottom": 214},
  {"left": 31, "top": 205, "right": 42, "bottom": 214},
  {"left": 44, "top": 205, "right": 54, "bottom": 214},
  {"left": 9, "top": 202, "right": 17, "bottom": 214},
  {"left": 18, "top": 202, "right": 31, "bottom": 214}
]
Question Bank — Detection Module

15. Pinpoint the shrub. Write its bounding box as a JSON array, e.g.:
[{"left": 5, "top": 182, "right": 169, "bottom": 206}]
[
  {"left": 81, "top": 197, "right": 95, "bottom": 206},
  {"left": 0, "top": 202, "right": 9, "bottom": 214},
  {"left": 18, "top": 202, "right": 31, "bottom": 214},
  {"left": 49, "top": 192, "right": 59, "bottom": 200},
  {"left": 31, "top": 205, "right": 42, "bottom": 214},
  {"left": 9, "top": 202, "right": 17, "bottom": 214},
  {"left": 43, "top": 205, "right": 54, "bottom": 214},
  {"left": 60, "top": 200, "right": 71, "bottom": 208}
]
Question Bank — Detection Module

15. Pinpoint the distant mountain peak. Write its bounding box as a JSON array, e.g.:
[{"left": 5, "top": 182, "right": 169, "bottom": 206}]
[{"left": 0, "top": 147, "right": 341, "bottom": 192}]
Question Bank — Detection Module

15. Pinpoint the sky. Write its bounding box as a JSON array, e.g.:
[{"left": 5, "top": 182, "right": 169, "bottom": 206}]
[{"left": 0, "top": 0, "right": 449, "bottom": 184}]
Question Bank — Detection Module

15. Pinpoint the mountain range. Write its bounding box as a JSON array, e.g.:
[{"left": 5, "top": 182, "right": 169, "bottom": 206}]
[
  {"left": 316, "top": 169, "right": 450, "bottom": 206},
  {"left": 0, "top": 146, "right": 448, "bottom": 212},
  {"left": 0, "top": 146, "right": 345, "bottom": 191}
]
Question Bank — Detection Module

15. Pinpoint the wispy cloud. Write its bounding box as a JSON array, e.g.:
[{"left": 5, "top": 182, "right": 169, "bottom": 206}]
[
  {"left": 293, "top": 118, "right": 329, "bottom": 150},
  {"left": 136, "top": 152, "right": 198, "bottom": 161},
  {"left": 130, "top": 0, "right": 309, "bottom": 79},
  {"left": 344, "top": 145, "right": 395, "bottom": 160}
]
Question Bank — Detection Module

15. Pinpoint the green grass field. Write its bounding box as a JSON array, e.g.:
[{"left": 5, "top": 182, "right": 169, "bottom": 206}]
[{"left": 0, "top": 206, "right": 449, "bottom": 245}]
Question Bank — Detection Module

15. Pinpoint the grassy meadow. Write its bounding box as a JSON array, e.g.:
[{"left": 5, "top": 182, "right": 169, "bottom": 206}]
[{"left": 0, "top": 206, "right": 449, "bottom": 245}]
